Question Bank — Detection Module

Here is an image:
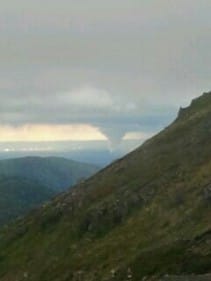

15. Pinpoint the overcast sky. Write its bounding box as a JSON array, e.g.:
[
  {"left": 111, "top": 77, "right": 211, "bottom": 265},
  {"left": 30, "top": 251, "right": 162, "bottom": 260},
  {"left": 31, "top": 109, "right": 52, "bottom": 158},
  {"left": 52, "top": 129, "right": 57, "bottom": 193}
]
[{"left": 0, "top": 0, "right": 210, "bottom": 148}]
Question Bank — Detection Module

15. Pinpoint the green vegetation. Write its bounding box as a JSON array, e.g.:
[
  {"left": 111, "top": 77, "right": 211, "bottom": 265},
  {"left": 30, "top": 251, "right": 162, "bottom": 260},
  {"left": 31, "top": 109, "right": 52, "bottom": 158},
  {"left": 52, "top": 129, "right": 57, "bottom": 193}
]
[{"left": 0, "top": 92, "right": 211, "bottom": 281}]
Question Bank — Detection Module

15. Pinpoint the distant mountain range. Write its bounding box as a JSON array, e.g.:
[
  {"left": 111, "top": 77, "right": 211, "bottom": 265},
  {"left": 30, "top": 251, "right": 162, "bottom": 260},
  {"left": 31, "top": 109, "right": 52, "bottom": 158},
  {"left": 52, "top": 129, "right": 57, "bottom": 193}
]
[
  {"left": 0, "top": 176, "right": 55, "bottom": 226},
  {"left": 0, "top": 92, "right": 211, "bottom": 280},
  {"left": 0, "top": 156, "right": 99, "bottom": 226},
  {"left": 0, "top": 156, "right": 99, "bottom": 192}
]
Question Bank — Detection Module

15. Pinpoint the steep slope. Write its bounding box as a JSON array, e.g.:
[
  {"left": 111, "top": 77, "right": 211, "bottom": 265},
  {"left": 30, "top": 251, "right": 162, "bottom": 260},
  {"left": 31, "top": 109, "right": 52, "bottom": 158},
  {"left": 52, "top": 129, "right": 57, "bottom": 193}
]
[
  {"left": 0, "top": 92, "right": 211, "bottom": 281},
  {"left": 0, "top": 156, "right": 99, "bottom": 192},
  {"left": 0, "top": 176, "right": 55, "bottom": 226}
]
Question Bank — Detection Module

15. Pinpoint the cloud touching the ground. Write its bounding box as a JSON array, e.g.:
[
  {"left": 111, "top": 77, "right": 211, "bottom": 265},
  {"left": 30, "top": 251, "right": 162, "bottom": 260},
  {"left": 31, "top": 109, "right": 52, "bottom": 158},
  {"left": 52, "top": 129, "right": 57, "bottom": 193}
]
[{"left": 0, "top": 0, "right": 210, "bottom": 145}]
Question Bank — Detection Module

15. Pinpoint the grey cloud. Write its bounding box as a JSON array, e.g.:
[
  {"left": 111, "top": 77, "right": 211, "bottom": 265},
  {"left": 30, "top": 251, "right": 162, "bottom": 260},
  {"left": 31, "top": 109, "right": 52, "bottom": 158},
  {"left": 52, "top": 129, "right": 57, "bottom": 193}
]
[{"left": 0, "top": 0, "right": 210, "bottom": 144}]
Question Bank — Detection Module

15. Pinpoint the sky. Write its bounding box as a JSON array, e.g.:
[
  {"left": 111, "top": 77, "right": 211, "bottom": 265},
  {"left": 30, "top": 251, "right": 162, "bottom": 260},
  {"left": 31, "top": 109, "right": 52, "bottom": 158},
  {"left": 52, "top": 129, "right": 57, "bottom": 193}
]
[{"left": 0, "top": 0, "right": 210, "bottom": 154}]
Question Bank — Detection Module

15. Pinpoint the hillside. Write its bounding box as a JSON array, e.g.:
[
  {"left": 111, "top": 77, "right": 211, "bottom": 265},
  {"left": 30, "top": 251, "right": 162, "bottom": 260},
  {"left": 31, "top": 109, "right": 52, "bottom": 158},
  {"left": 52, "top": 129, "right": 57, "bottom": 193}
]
[
  {"left": 0, "top": 92, "right": 211, "bottom": 281},
  {"left": 0, "top": 157, "right": 99, "bottom": 227},
  {"left": 0, "top": 156, "right": 99, "bottom": 192},
  {"left": 0, "top": 176, "right": 55, "bottom": 226}
]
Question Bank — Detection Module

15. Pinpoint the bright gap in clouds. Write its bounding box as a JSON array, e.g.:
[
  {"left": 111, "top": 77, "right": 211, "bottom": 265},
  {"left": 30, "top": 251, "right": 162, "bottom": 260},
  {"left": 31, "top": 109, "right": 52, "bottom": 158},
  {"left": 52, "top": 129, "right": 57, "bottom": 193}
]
[
  {"left": 124, "top": 131, "right": 153, "bottom": 140},
  {"left": 0, "top": 125, "right": 152, "bottom": 165},
  {"left": 0, "top": 124, "right": 151, "bottom": 143},
  {"left": 0, "top": 124, "right": 106, "bottom": 142}
]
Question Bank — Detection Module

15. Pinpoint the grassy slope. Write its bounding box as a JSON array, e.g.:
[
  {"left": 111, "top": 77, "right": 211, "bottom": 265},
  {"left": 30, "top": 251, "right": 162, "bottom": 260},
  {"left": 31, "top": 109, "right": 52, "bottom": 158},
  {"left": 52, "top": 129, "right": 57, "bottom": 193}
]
[{"left": 0, "top": 93, "right": 211, "bottom": 280}]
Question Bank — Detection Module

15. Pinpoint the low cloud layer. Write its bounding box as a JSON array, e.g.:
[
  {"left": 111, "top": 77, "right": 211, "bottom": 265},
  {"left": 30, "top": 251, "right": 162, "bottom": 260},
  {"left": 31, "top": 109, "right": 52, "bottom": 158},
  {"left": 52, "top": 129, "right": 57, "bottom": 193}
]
[
  {"left": 0, "top": 0, "right": 210, "bottom": 146},
  {"left": 0, "top": 85, "right": 173, "bottom": 145}
]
